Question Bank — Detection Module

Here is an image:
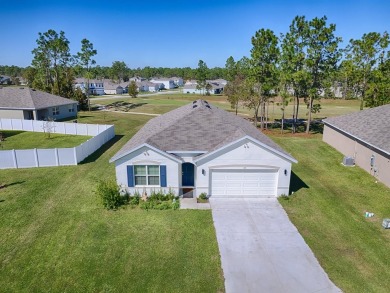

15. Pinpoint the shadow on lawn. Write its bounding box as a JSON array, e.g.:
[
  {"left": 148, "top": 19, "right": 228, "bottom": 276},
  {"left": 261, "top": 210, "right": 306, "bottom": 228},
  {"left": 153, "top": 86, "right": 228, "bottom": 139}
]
[
  {"left": 80, "top": 135, "right": 123, "bottom": 164},
  {"left": 0, "top": 181, "right": 25, "bottom": 190},
  {"left": 289, "top": 171, "right": 309, "bottom": 194}
]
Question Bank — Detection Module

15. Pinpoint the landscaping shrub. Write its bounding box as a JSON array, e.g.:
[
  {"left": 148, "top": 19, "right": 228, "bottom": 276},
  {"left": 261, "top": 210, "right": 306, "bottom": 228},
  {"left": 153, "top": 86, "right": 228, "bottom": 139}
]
[
  {"left": 139, "top": 190, "right": 180, "bottom": 210},
  {"left": 199, "top": 192, "right": 208, "bottom": 200},
  {"left": 96, "top": 179, "right": 123, "bottom": 210}
]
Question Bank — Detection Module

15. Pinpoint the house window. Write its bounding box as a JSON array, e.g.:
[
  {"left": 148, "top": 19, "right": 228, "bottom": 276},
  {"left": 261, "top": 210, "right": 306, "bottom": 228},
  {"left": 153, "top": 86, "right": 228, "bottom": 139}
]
[
  {"left": 134, "top": 165, "right": 160, "bottom": 186},
  {"left": 52, "top": 106, "right": 59, "bottom": 116},
  {"left": 68, "top": 105, "right": 74, "bottom": 112}
]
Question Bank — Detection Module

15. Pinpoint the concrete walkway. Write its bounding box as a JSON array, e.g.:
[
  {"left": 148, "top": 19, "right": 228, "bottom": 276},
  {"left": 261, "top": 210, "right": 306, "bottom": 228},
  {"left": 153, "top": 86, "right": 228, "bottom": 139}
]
[
  {"left": 210, "top": 198, "right": 341, "bottom": 293},
  {"left": 180, "top": 198, "right": 210, "bottom": 210}
]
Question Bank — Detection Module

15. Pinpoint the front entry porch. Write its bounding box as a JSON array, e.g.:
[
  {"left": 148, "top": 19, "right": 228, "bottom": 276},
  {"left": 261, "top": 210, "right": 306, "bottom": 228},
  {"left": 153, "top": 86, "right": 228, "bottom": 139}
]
[{"left": 181, "top": 162, "right": 195, "bottom": 198}]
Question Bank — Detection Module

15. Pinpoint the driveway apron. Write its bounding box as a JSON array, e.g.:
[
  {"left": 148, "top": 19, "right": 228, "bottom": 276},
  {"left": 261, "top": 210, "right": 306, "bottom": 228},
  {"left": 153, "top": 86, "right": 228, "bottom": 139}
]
[{"left": 210, "top": 198, "right": 341, "bottom": 293}]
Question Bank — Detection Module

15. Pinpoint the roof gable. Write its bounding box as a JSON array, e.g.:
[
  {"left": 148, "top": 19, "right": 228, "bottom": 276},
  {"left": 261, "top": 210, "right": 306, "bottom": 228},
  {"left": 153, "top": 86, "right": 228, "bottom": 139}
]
[
  {"left": 0, "top": 87, "right": 77, "bottom": 110},
  {"left": 110, "top": 100, "right": 296, "bottom": 162},
  {"left": 323, "top": 104, "right": 390, "bottom": 155}
]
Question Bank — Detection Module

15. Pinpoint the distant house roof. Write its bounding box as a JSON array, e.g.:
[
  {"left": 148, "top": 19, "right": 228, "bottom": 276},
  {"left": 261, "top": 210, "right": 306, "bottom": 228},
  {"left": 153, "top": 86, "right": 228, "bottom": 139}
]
[
  {"left": 323, "top": 104, "right": 390, "bottom": 155},
  {"left": 0, "top": 87, "right": 77, "bottom": 110},
  {"left": 0, "top": 75, "right": 11, "bottom": 84},
  {"left": 183, "top": 84, "right": 197, "bottom": 90},
  {"left": 103, "top": 81, "right": 123, "bottom": 90},
  {"left": 74, "top": 78, "right": 103, "bottom": 84},
  {"left": 110, "top": 100, "right": 296, "bottom": 163}
]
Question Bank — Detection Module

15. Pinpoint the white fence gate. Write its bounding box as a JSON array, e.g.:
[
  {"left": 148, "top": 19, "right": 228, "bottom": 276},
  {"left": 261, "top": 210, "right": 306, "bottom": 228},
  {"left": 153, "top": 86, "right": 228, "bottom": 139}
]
[{"left": 0, "top": 119, "right": 115, "bottom": 169}]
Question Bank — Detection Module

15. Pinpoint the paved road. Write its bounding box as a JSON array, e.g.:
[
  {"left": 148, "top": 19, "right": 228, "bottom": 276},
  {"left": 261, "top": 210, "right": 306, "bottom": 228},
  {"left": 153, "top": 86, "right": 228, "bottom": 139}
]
[{"left": 210, "top": 198, "right": 341, "bottom": 293}]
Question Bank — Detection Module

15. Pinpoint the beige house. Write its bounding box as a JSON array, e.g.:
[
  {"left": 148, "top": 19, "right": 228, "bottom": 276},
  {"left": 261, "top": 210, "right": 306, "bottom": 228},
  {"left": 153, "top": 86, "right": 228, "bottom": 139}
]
[
  {"left": 323, "top": 104, "right": 390, "bottom": 188},
  {"left": 0, "top": 87, "right": 78, "bottom": 120}
]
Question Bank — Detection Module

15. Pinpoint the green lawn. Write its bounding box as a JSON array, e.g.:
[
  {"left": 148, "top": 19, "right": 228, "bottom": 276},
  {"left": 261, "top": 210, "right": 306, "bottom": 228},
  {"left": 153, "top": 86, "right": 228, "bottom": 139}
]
[
  {"left": 0, "top": 111, "right": 224, "bottom": 293},
  {"left": 0, "top": 131, "right": 91, "bottom": 150},
  {"left": 272, "top": 133, "right": 390, "bottom": 292},
  {"left": 91, "top": 93, "right": 362, "bottom": 119}
]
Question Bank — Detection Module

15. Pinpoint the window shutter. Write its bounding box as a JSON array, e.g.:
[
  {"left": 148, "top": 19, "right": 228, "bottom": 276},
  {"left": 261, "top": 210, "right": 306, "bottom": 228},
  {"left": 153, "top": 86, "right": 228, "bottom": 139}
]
[
  {"left": 127, "top": 165, "right": 134, "bottom": 187},
  {"left": 160, "top": 165, "right": 167, "bottom": 187}
]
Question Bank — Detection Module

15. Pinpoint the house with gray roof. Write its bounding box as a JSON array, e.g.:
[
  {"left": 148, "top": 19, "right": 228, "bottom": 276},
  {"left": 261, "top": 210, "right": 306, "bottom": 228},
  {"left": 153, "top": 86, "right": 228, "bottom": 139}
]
[
  {"left": 110, "top": 100, "right": 297, "bottom": 198},
  {"left": 0, "top": 87, "right": 77, "bottom": 120},
  {"left": 323, "top": 104, "right": 390, "bottom": 188},
  {"left": 103, "top": 80, "right": 123, "bottom": 95}
]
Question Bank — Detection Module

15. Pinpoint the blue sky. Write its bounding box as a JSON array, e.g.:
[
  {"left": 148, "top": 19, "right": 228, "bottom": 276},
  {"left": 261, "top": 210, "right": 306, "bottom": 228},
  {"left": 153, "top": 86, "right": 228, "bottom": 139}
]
[{"left": 1, "top": 0, "right": 389, "bottom": 68}]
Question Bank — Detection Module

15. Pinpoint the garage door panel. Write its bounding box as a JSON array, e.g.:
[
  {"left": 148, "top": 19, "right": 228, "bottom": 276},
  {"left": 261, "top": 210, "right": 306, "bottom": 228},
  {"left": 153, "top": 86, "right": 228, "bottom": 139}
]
[{"left": 211, "top": 170, "right": 277, "bottom": 198}]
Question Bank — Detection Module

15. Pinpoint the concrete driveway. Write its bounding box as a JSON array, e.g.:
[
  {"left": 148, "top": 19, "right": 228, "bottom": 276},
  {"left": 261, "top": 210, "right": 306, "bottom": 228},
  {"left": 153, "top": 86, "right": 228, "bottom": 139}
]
[{"left": 210, "top": 198, "right": 341, "bottom": 293}]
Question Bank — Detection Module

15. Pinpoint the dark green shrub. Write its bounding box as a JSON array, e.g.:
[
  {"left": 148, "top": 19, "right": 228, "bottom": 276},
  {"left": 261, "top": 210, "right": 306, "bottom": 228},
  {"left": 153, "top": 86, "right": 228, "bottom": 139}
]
[
  {"left": 96, "top": 180, "right": 122, "bottom": 210},
  {"left": 199, "top": 192, "right": 208, "bottom": 200}
]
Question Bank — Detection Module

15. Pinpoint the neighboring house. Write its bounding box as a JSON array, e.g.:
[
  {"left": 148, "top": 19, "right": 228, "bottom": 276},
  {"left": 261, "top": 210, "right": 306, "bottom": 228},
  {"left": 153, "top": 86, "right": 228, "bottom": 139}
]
[
  {"left": 120, "top": 82, "right": 129, "bottom": 93},
  {"left": 171, "top": 77, "right": 184, "bottom": 87},
  {"left": 183, "top": 81, "right": 224, "bottom": 95},
  {"left": 183, "top": 84, "right": 199, "bottom": 94},
  {"left": 103, "top": 81, "right": 123, "bottom": 95},
  {"left": 110, "top": 100, "right": 297, "bottom": 198},
  {"left": 74, "top": 78, "right": 105, "bottom": 96},
  {"left": 129, "top": 76, "right": 146, "bottom": 82},
  {"left": 0, "top": 87, "right": 78, "bottom": 120},
  {"left": 0, "top": 75, "right": 11, "bottom": 85},
  {"left": 323, "top": 105, "right": 390, "bottom": 188},
  {"left": 150, "top": 78, "right": 175, "bottom": 89},
  {"left": 147, "top": 82, "right": 163, "bottom": 92}
]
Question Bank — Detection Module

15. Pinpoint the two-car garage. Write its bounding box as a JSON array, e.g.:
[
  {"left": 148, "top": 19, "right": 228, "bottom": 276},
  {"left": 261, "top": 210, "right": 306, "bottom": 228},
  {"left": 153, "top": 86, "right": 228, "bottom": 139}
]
[{"left": 211, "top": 169, "right": 278, "bottom": 198}]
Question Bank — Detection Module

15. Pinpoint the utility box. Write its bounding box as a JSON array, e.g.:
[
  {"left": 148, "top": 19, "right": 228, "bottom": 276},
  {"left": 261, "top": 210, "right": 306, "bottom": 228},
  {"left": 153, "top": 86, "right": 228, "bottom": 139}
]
[
  {"left": 382, "top": 218, "right": 390, "bottom": 229},
  {"left": 343, "top": 156, "right": 355, "bottom": 166}
]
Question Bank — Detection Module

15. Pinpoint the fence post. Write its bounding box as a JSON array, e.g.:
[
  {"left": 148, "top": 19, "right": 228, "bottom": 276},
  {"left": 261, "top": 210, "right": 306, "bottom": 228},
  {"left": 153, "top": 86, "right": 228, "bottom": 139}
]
[
  {"left": 55, "top": 148, "right": 59, "bottom": 166},
  {"left": 34, "top": 148, "right": 39, "bottom": 167},
  {"left": 12, "top": 149, "right": 18, "bottom": 169},
  {"left": 73, "top": 147, "right": 78, "bottom": 165}
]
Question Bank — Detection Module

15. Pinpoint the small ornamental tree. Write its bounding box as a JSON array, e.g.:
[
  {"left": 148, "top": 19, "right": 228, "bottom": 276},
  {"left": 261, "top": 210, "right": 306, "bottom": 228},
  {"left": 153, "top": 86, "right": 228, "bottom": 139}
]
[{"left": 128, "top": 80, "right": 138, "bottom": 98}]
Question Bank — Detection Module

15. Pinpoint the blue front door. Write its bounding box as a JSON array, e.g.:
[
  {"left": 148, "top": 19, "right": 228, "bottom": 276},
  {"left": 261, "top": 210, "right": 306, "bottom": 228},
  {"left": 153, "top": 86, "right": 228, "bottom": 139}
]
[{"left": 182, "top": 163, "right": 195, "bottom": 186}]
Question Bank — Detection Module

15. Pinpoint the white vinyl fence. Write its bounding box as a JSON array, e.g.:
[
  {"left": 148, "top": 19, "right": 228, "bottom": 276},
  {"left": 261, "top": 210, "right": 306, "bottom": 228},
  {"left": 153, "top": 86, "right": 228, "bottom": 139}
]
[{"left": 0, "top": 118, "right": 115, "bottom": 169}]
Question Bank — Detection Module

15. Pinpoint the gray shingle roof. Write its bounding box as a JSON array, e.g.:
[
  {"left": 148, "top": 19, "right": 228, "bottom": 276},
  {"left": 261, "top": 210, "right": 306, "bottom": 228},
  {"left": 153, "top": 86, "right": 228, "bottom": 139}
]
[
  {"left": 323, "top": 104, "right": 390, "bottom": 155},
  {"left": 110, "top": 100, "right": 296, "bottom": 162},
  {"left": 0, "top": 87, "right": 77, "bottom": 110}
]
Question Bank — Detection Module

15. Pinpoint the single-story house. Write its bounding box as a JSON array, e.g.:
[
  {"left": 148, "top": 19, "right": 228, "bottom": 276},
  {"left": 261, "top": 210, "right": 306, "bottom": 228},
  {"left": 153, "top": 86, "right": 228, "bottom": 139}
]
[
  {"left": 183, "top": 82, "right": 224, "bottom": 95},
  {"left": 0, "top": 87, "right": 78, "bottom": 120},
  {"left": 120, "top": 82, "right": 129, "bottom": 93},
  {"left": 171, "top": 77, "right": 184, "bottom": 87},
  {"left": 0, "top": 75, "right": 11, "bottom": 85},
  {"left": 103, "top": 81, "right": 123, "bottom": 95},
  {"left": 150, "top": 78, "right": 175, "bottom": 89},
  {"left": 323, "top": 104, "right": 390, "bottom": 188},
  {"left": 183, "top": 84, "right": 199, "bottom": 94},
  {"left": 147, "top": 82, "right": 163, "bottom": 92},
  {"left": 110, "top": 100, "right": 297, "bottom": 198}
]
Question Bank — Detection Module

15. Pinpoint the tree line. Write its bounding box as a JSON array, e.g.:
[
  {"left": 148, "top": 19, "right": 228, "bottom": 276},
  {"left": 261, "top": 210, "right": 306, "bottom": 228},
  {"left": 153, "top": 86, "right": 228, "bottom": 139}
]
[{"left": 223, "top": 15, "right": 389, "bottom": 133}]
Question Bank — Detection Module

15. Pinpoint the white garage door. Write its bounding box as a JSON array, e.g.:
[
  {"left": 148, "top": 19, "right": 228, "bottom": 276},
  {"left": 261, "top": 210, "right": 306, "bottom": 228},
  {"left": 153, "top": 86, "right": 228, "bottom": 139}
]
[{"left": 211, "top": 169, "right": 278, "bottom": 198}]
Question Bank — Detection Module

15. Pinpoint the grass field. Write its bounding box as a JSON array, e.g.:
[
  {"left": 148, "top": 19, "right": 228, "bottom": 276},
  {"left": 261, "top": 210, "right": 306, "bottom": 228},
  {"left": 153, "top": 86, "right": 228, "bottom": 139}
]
[
  {"left": 272, "top": 133, "right": 390, "bottom": 292},
  {"left": 0, "top": 131, "right": 91, "bottom": 150},
  {"left": 91, "top": 93, "right": 362, "bottom": 120},
  {"left": 1, "top": 96, "right": 387, "bottom": 292},
  {"left": 0, "top": 111, "right": 224, "bottom": 292}
]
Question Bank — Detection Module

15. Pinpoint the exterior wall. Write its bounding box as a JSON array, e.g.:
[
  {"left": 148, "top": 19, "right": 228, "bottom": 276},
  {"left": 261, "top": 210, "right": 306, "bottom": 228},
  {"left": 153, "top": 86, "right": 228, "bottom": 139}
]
[
  {"left": 50, "top": 104, "right": 78, "bottom": 120},
  {"left": 151, "top": 80, "right": 174, "bottom": 89},
  {"left": 323, "top": 125, "right": 390, "bottom": 188},
  {"left": 0, "top": 109, "right": 25, "bottom": 119},
  {"left": 104, "top": 88, "right": 123, "bottom": 95},
  {"left": 114, "top": 146, "right": 181, "bottom": 196},
  {"left": 0, "top": 107, "right": 76, "bottom": 121},
  {"left": 194, "top": 139, "right": 292, "bottom": 197},
  {"left": 183, "top": 88, "right": 201, "bottom": 94}
]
